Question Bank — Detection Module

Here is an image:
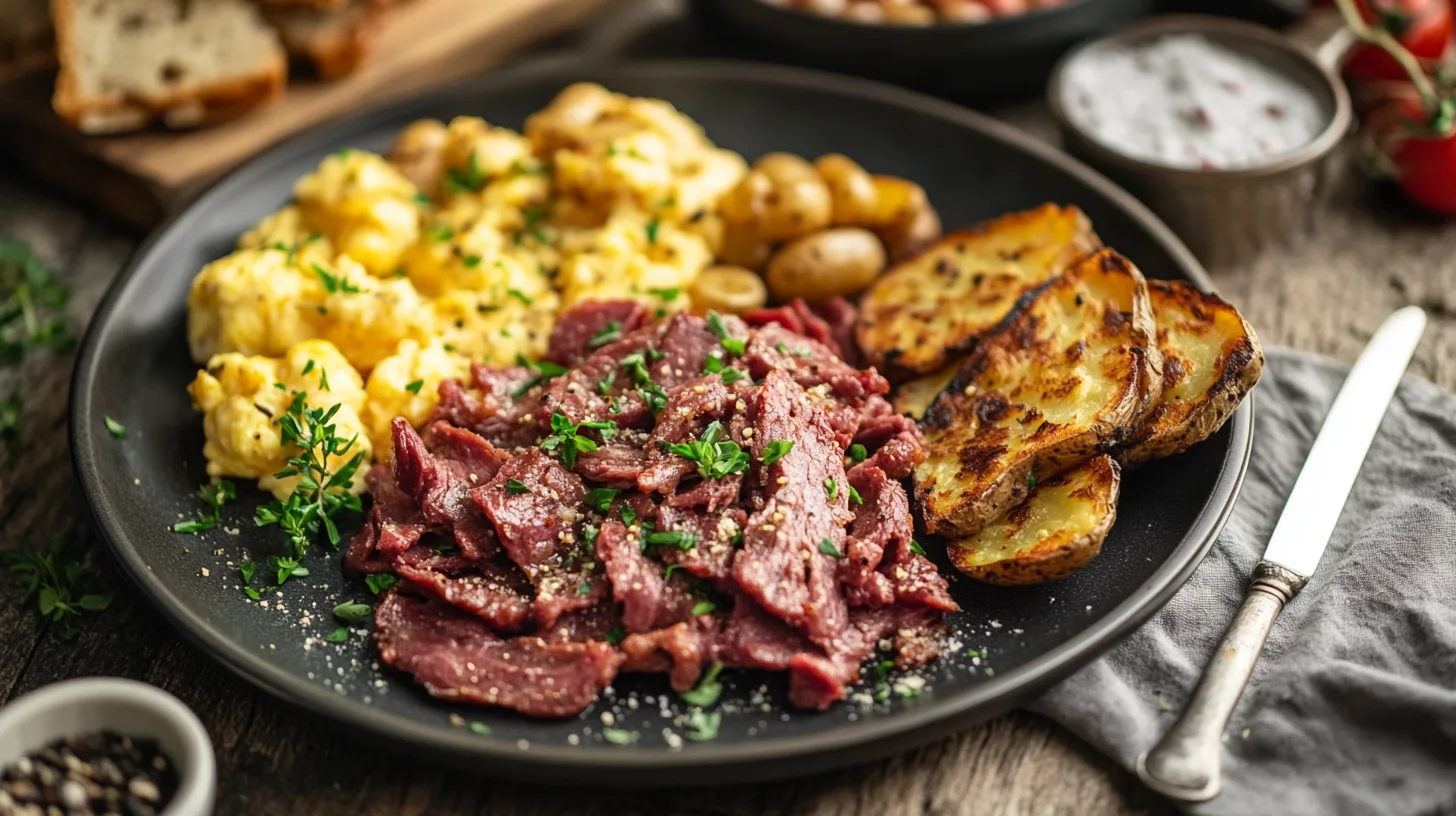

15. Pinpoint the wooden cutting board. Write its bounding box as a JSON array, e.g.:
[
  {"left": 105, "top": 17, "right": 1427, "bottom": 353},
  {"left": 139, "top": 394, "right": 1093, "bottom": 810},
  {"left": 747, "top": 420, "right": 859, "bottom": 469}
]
[{"left": 0, "top": 0, "right": 612, "bottom": 230}]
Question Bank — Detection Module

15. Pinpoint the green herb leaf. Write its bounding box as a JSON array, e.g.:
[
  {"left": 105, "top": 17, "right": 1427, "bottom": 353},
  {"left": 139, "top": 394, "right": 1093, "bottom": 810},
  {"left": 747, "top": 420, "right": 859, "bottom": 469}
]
[
  {"left": 405, "top": 379, "right": 425, "bottom": 395},
  {"left": 637, "top": 383, "right": 667, "bottom": 418},
  {"left": 327, "top": 626, "right": 349, "bottom": 643},
  {"left": 0, "top": 537, "right": 111, "bottom": 634},
  {"left": 511, "top": 355, "right": 569, "bottom": 397},
  {"left": 909, "top": 540, "right": 927, "bottom": 556},
  {"left": 239, "top": 561, "right": 257, "bottom": 584},
  {"left": 602, "top": 728, "right": 639, "bottom": 746},
  {"left": 469, "top": 722, "right": 492, "bottom": 735},
  {"left": 505, "top": 479, "right": 531, "bottom": 495},
  {"left": 104, "top": 416, "right": 127, "bottom": 439},
  {"left": 685, "top": 709, "right": 722, "bottom": 742},
  {"left": 605, "top": 625, "right": 626, "bottom": 645},
  {"left": 706, "top": 311, "right": 745, "bottom": 356},
  {"left": 539, "top": 412, "right": 616, "bottom": 468},
  {"left": 333, "top": 600, "right": 371, "bottom": 622},
  {"left": 365, "top": 573, "right": 399, "bottom": 595},
  {"left": 645, "top": 218, "right": 661, "bottom": 244},
  {"left": 311, "top": 263, "right": 360, "bottom": 294},
  {"left": 252, "top": 392, "right": 365, "bottom": 557},
  {"left": 270, "top": 555, "right": 305, "bottom": 585},
  {"left": 585, "top": 487, "right": 620, "bottom": 512},
  {"left": 507, "top": 288, "right": 533, "bottom": 306},
  {"left": 444, "top": 149, "right": 489, "bottom": 194},
  {"left": 646, "top": 530, "right": 697, "bottom": 551},
  {"left": 619, "top": 504, "right": 638, "bottom": 527},
  {"left": 660, "top": 420, "right": 749, "bottom": 481},
  {"left": 759, "top": 440, "right": 794, "bottom": 466},
  {"left": 1027, "top": 472, "right": 1037, "bottom": 489},
  {"left": 825, "top": 478, "right": 839, "bottom": 502},
  {"left": 847, "top": 443, "right": 867, "bottom": 462},
  {"left": 818, "top": 538, "right": 842, "bottom": 558},
  {"left": 679, "top": 662, "right": 724, "bottom": 707},
  {"left": 589, "top": 321, "right": 623, "bottom": 348},
  {"left": 0, "top": 391, "right": 20, "bottom": 442},
  {"left": 720, "top": 368, "right": 747, "bottom": 385},
  {"left": 690, "top": 600, "right": 716, "bottom": 616},
  {"left": 647, "top": 287, "right": 680, "bottom": 301},
  {"left": 848, "top": 485, "right": 863, "bottom": 505}
]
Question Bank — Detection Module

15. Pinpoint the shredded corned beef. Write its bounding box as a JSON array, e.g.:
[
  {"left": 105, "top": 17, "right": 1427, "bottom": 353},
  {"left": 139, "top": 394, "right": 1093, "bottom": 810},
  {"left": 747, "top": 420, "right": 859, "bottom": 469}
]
[{"left": 354, "top": 300, "right": 957, "bottom": 716}]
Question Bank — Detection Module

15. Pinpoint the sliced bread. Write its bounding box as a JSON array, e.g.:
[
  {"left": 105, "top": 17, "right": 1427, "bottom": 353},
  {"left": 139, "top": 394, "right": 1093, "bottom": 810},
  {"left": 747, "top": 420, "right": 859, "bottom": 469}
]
[
  {"left": 262, "top": 0, "right": 383, "bottom": 80},
  {"left": 51, "top": 0, "right": 287, "bottom": 134}
]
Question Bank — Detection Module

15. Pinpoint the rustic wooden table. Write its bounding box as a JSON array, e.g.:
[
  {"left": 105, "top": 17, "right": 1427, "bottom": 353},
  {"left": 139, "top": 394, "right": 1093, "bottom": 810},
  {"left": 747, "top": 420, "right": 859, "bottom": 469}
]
[{"left": 4, "top": 5, "right": 1455, "bottom": 816}]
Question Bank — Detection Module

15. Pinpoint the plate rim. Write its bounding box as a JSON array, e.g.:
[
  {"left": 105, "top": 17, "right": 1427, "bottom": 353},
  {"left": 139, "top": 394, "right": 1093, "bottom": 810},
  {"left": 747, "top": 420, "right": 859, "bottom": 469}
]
[{"left": 69, "top": 55, "right": 1251, "bottom": 784}]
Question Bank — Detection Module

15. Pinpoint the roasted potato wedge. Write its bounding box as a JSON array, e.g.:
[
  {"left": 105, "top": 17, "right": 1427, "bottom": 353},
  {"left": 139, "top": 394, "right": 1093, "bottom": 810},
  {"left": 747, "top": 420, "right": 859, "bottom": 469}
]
[
  {"left": 857, "top": 204, "right": 1101, "bottom": 379},
  {"left": 1118, "top": 280, "right": 1264, "bottom": 466},
  {"left": 947, "top": 454, "right": 1121, "bottom": 585},
  {"left": 914, "top": 249, "right": 1160, "bottom": 537},
  {"left": 892, "top": 363, "right": 958, "bottom": 420}
]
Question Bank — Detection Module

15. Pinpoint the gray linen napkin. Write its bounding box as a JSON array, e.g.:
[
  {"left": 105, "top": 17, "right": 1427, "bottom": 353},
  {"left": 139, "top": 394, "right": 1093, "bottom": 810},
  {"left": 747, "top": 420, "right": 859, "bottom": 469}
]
[{"left": 1030, "top": 347, "right": 1456, "bottom": 816}]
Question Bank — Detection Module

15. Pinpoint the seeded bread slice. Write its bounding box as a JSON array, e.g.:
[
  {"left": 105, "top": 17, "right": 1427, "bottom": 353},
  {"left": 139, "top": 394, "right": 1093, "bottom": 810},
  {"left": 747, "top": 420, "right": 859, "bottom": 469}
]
[
  {"left": 51, "top": 0, "right": 287, "bottom": 134},
  {"left": 263, "top": 0, "right": 383, "bottom": 79}
]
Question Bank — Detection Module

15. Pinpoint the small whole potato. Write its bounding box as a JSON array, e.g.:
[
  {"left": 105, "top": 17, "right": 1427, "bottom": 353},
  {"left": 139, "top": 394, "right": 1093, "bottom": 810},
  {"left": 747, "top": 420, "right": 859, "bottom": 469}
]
[
  {"left": 766, "top": 227, "right": 887, "bottom": 302},
  {"left": 720, "top": 153, "right": 833, "bottom": 242},
  {"left": 690, "top": 266, "right": 769, "bottom": 315},
  {"left": 814, "top": 154, "right": 878, "bottom": 224},
  {"left": 716, "top": 218, "right": 775, "bottom": 271},
  {"left": 882, "top": 203, "right": 943, "bottom": 261},
  {"left": 388, "top": 119, "right": 449, "bottom": 198}
]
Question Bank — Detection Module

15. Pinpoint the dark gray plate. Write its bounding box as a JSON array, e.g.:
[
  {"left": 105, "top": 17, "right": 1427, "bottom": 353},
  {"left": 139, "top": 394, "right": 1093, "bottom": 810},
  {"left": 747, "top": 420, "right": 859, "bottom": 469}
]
[{"left": 70, "top": 58, "right": 1251, "bottom": 786}]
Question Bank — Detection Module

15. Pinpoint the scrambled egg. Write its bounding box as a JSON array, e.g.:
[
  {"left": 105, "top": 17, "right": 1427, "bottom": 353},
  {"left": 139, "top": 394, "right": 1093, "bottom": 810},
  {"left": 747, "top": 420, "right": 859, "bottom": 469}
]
[
  {"left": 188, "top": 340, "right": 372, "bottom": 500},
  {"left": 185, "top": 84, "right": 748, "bottom": 496}
]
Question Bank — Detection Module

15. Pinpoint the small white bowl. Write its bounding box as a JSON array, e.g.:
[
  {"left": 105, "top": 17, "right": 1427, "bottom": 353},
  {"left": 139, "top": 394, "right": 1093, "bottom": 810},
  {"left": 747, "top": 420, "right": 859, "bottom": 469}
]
[{"left": 0, "top": 677, "right": 216, "bottom": 815}]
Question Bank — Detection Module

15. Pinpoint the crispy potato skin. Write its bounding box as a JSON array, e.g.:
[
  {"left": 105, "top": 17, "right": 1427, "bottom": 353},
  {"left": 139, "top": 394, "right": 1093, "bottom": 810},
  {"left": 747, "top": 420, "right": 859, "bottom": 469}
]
[
  {"left": 1118, "top": 280, "right": 1264, "bottom": 466},
  {"left": 947, "top": 454, "right": 1121, "bottom": 585},
  {"left": 856, "top": 204, "right": 1100, "bottom": 380},
  {"left": 913, "top": 248, "right": 1159, "bottom": 538},
  {"left": 892, "top": 363, "right": 958, "bottom": 420}
]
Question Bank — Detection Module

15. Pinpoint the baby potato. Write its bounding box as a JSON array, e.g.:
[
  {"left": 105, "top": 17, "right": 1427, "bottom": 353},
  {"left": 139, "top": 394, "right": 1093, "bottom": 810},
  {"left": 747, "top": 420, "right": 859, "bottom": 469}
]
[
  {"left": 388, "top": 118, "right": 449, "bottom": 197},
  {"left": 765, "top": 227, "right": 886, "bottom": 302},
  {"left": 721, "top": 153, "right": 833, "bottom": 242},
  {"left": 865, "top": 175, "right": 942, "bottom": 260},
  {"left": 814, "top": 154, "right": 878, "bottom": 225},
  {"left": 715, "top": 219, "right": 774, "bottom": 271},
  {"left": 689, "top": 266, "right": 768, "bottom": 315}
]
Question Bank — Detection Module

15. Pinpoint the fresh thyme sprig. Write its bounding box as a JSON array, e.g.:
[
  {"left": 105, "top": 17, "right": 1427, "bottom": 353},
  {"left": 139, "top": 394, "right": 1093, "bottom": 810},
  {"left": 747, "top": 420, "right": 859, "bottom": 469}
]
[
  {"left": 1, "top": 238, "right": 72, "bottom": 367},
  {"left": 253, "top": 390, "right": 366, "bottom": 557},
  {"left": 173, "top": 480, "right": 238, "bottom": 534},
  {"left": 1, "top": 536, "right": 112, "bottom": 633}
]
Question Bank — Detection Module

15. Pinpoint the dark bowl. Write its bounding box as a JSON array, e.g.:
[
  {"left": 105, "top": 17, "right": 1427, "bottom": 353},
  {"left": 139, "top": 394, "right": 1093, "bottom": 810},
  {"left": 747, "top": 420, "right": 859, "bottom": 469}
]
[
  {"left": 70, "top": 56, "right": 1252, "bottom": 786},
  {"left": 694, "top": 0, "right": 1156, "bottom": 99}
]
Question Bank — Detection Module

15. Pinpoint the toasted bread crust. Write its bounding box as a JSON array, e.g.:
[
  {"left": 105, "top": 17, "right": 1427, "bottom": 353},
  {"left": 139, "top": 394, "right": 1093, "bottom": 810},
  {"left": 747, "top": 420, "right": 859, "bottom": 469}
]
[
  {"left": 914, "top": 248, "right": 1158, "bottom": 537},
  {"left": 947, "top": 454, "right": 1120, "bottom": 585},
  {"left": 1118, "top": 280, "right": 1263, "bottom": 466},
  {"left": 856, "top": 203, "right": 1101, "bottom": 379},
  {"left": 50, "top": 0, "right": 287, "bottom": 134}
]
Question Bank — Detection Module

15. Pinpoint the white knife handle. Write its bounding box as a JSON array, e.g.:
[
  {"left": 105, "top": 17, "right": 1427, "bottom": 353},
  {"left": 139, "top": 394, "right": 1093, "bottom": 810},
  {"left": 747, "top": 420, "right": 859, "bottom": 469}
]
[{"left": 1136, "top": 562, "right": 1308, "bottom": 802}]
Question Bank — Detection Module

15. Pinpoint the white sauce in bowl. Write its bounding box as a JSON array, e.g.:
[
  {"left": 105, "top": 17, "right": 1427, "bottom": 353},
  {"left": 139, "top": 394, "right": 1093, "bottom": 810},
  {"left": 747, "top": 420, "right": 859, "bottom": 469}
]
[{"left": 1061, "top": 34, "right": 1328, "bottom": 171}]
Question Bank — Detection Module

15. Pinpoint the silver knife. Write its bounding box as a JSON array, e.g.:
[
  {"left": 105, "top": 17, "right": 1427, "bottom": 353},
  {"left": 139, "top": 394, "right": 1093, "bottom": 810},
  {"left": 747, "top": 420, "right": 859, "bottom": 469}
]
[{"left": 1136, "top": 305, "right": 1427, "bottom": 802}]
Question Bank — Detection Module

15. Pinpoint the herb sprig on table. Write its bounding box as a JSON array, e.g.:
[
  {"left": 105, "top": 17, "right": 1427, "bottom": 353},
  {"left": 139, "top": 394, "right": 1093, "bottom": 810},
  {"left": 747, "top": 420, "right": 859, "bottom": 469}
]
[
  {"left": 1, "top": 536, "right": 112, "bottom": 633},
  {"left": 0, "top": 238, "right": 74, "bottom": 441}
]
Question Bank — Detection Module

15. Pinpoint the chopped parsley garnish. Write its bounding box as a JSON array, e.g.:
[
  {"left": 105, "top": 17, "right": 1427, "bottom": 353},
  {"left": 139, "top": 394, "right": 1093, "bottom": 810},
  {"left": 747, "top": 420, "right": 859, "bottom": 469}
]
[
  {"left": 645, "top": 218, "right": 661, "bottom": 244},
  {"left": 302, "top": 359, "right": 315, "bottom": 375},
  {"left": 720, "top": 368, "right": 748, "bottom": 385},
  {"left": 405, "top": 379, "right": 424, "bottom": 395},
  {"left": 506, "top": 288, "right": 533, "bottom": 306},
  {"left": 619, "top": 351, "right": 655, "bottom": 387},
  {"left": 602, "top": 728, "right": 639, "bottom": 746},
  {"left": 539, "top": 412, "right": 615, "bottom": 468},
  {"left": 910, "top": 540, "right": 927, "bottom": 556},
  {"left": 267, "top": 555, "right": 307, "bottom": 586},
  {"left": 707, "top": 311, "right": 746, "bottom": 356},
  {"left": 664, "top": 564, "right": 683, "bottom": 581},
  {"left": 582, "top": 524, "right": 600, "bottom": 549},
  {"left": 589, "top": 321, "right": 623, "bottom": 348},
  {"left": 327, "top": 626, "right": 349, "bottom": 643},
  {"left": 648, "top": 287, "right": 680, "bottom": 301},
  {"left": 576, "top": 581, "right": 593, "bottom": 596},
  {"left": 585, "top": 487, "right": 620, "bottom": 512},
  {"left": 444, "top": 149, "right": 488, "bottom": 194},
  {"left": 428, "top": 223, "right": 454, "bottom": 242},
  {"left": 253, "top": 392, "right": 366, "bottom": 557},
  {"left": 638, "top": 383, "right": 667, "bottom": 417},
  {"left": 825, "top": 478, "right": 839, "bottom": 502},
  {"left": 759, "top": 439, "right": 794, "bottom": 466},
  {"left": 103, "top": 416, "right": 127, "bottom": 439},
  {"left": 311, "top": 263, "right": 361, "bottom": 294},
  {"left": 1027, "top": 472, "right": 1037, "bottom": 489},
  {"left": 847, "top": 443, "right": 868, "bottom": 462},
  {"left": 645, "top": 530, "right": 697, "bottom": 551},
  {"left": 685, "top": 709, "right": 722, "bottom": 742},
  {"left": 463, "top": 255, "right": 482, "bottom": 268},
  {"left": 239, "top": 561, "right": 257, "bottom": 585},
  {"left": 0, "top": 536, "right": 111, "bottom": 633},
  {"left": 818, "top": 538, "right": 843, "bottom": 558},
  {"left": 774, "top": 341, "right": 814, "bottom": 358},
  {"left": 605, "top": 625, "right": 626, "bottom": 645},
  {"left": 619, "top": 504, "right": 638, "bottom": 527},
  {"left": 660, "top": 421, "right": 749, "bottom": 480},
  {"left": 173, "top": 480, "right": 237, "bottom": 534},
  {"left": 596, "top": 369, "right": 616, "bottom": 396},
  {"left": 505, "top": 479, "right": 530, "bottom": 495},
  {"left": 413, "top": 192, "right": 430, "bottom": 205},
  {"left": 690, "top": 600, "right": 716, "bottom": 616},
  {"left": 511, "top": 354, "right": 568, "bottom": 397},
  {"left": 679, "top": 662, "right": 724, "bottom": 707},
  {"left": 365, "top": 574, "right": 399, "bottom": 595},
  {"left": 333, "top": 600, "right": 371, "bottom": 622},
  {"left": 469, "top": 722, "right": 492, "bottom": 736},
  {"left": 873, "top": 659, "right": 896, "bottom": 702},
  {"left": 319, "top": 368, "right": 331, "bottom": 392},
  {"left": 514, "top": 207, "right": 550, "bottom": 246},
  {"left": 703, "top": 352, "right": 724, "bottom": 374},
  {"left": 848, "top": 485, "right": 863, "bottom": 505}
]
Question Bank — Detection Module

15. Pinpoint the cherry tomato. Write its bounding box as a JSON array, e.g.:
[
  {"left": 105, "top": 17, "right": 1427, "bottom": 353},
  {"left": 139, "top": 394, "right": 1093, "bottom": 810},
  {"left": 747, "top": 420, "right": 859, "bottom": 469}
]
[
  {"left": 1342, "top": 0, "right": 1453, "bottom": 84},
  {"left": 1367, "top": 94, "right": 1456, "bottom": 215}
]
